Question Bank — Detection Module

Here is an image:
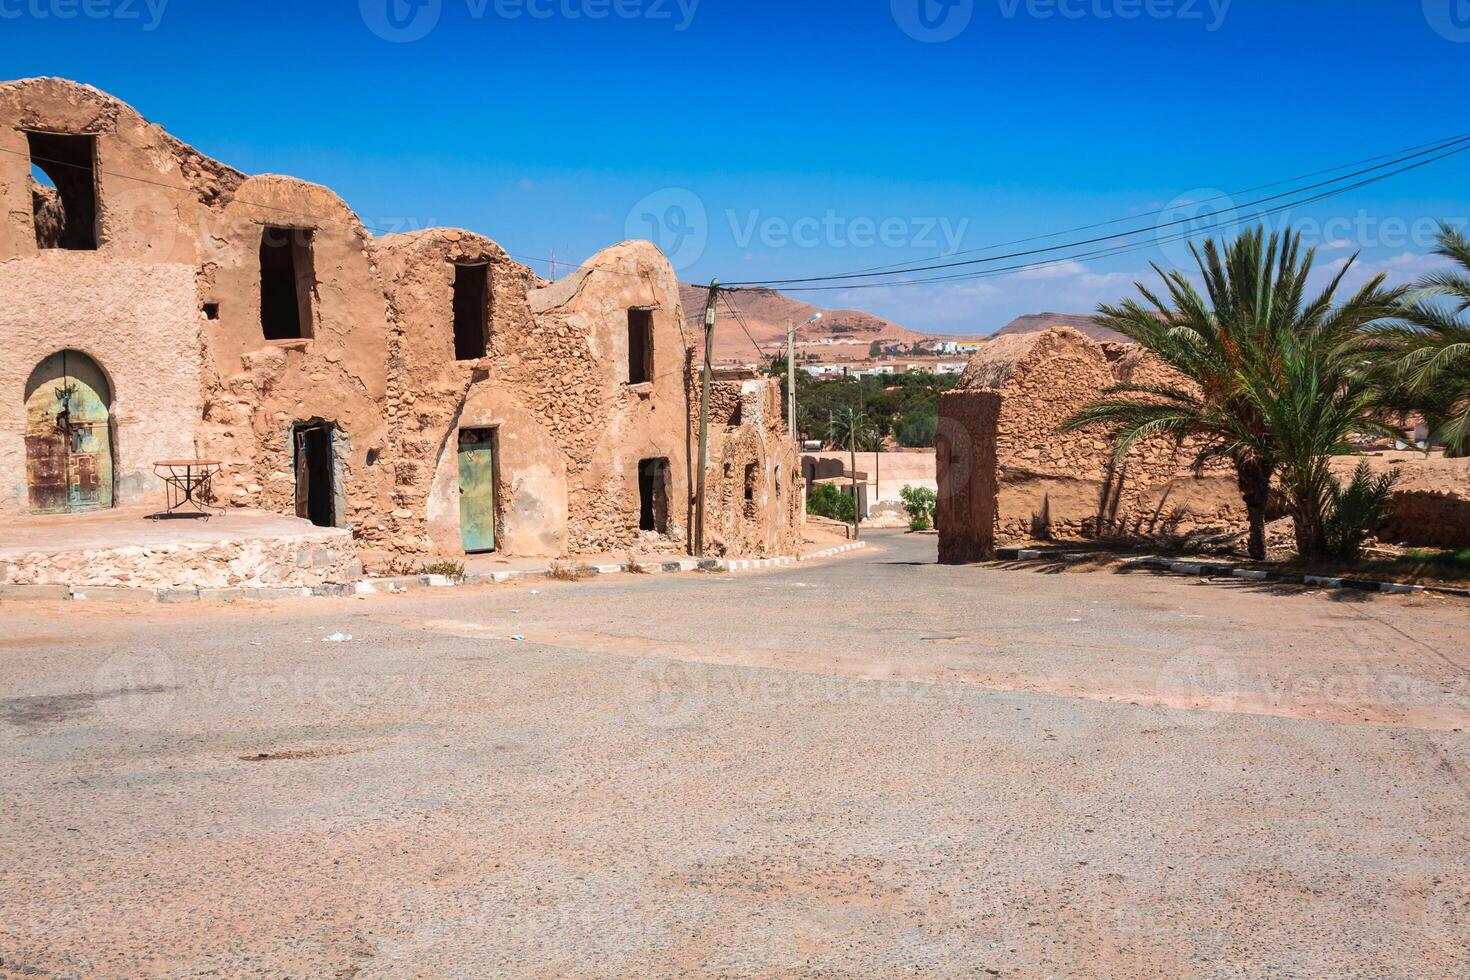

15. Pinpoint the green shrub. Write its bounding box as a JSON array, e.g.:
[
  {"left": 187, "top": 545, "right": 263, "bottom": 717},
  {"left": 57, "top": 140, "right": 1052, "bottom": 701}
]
[
  {"left": 807, "top": 483, "right": 855, "bottom": 523},
  {"left": 900, "top": 485, "right": 937, "bottom": 530},
  {"left": 1321, "top": 462, "right": 1398, "bottom": 563}
]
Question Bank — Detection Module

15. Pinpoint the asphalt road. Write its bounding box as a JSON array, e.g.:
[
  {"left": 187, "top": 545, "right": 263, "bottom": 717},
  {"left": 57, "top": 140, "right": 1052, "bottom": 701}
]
[{"left": 1, "top": 531, "right": 1467, "bottom": 977}]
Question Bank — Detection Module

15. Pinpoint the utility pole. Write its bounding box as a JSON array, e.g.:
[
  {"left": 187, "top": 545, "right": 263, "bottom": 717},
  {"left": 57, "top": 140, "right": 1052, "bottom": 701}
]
[
  {"left": 849, "top": 414, "right": 860, "bottom": 541},
  {"left": 693, "top": 280, "right": 720, "bottom": 558},
  {"left": 786, "top": 318, "right": 797, "bottom": 446}
]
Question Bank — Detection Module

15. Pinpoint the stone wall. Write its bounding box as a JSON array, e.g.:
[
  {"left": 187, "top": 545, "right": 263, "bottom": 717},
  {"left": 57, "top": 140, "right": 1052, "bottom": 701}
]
[
  {"left": 697, "top": 374, "right": 804, "bottom": 559},
  {"left": 937, "top": 390, "right": 999, "bottom": 563},
  {"left": 1331, "top": 452, "right": 1470, "bottom": 549},
  {"left": 0, "top": 257, "right": 202, "bottom": 511},
  {"left": 0, "top": 524, "right": 359, "bottom": 590},
  {"left": 0, "top": 78, "right": 799, "bottom": 564},
  {"left": 939, "top": 328, "right": 1244, "bottom": 560}
]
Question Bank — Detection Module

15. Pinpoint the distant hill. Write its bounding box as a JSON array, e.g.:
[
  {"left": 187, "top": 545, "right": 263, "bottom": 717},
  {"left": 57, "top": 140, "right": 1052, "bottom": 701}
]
[
  {"left": 680, "top": 284, "right": 958, "bottom": 361},
  {"left": 990, "top": 312, "right": 1127, "bottom": 344}
]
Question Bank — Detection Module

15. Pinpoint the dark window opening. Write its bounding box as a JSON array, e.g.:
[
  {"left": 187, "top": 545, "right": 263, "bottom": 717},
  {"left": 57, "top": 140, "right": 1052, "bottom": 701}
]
[
  {"left": 27, "top": 131, "right": 98, "bottom": 251},
  {"left": 260, "top": 226, "right": 315, "bottom": 340},
  {"left": 202, "top": 303, "right": 220, "bottom": 321},
  {"left": 638, "top": 457, "right": 670, "bottom": 534},
  {"left": 452, "top": 262, "right": 490, "bottom": 361},
  {"left": 627, "top": 309, "right": 654, "bottom": 384},
  {"left": 730, "top": 401, "right": 743, "bottom": 426},
  {"left": 293, "top": 423, "right": 336, "bottom": 528},
  {"left": 744, "top": 463, "right": 758, "bottom": 502}
]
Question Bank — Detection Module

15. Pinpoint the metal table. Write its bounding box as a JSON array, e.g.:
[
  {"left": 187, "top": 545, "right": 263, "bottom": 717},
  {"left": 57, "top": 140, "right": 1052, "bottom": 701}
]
[{"left": 150, "top": 459, "right": 223, "bottom": 519}]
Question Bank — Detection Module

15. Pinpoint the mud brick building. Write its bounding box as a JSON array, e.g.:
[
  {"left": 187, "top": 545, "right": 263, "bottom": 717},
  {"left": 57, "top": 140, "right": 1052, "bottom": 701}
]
[
  {"left": 937, "top": 327, "right": 1244, "bottom": 563},
  {"left": 0, "top": 78, "right": 799, "bottom": 565}
]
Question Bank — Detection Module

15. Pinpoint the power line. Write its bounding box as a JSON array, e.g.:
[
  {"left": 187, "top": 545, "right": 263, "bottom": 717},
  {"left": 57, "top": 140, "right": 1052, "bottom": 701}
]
[
  {"left": 721, "top": 133, "right": 1470, "bottom": 288},
  {"left": 719, "top": 289, "right": 769, "bottom": 360},
  {"left": 739, "top": 141, "right": 1470, "bottom": 294},
  {"left": 832, "top": 129, "right": 1470, "bottom": 278}
]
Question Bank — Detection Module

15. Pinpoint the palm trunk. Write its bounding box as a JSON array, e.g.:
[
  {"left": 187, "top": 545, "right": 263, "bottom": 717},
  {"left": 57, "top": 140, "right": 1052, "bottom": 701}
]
[
  {"left": 1292, "top": 509, "right": 1327, "bottom": 559},
  {"left": 1235, "top": 457, "right": 1271, "bottom": 561}
]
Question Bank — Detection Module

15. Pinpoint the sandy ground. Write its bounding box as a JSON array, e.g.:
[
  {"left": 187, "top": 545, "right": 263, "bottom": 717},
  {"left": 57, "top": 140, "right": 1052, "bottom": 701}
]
[{"left": 1, "top": 531, "right": 1467, "bottom": 977}]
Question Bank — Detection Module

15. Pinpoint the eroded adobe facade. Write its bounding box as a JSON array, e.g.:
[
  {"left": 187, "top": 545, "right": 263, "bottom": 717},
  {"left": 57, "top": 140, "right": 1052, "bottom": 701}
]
[
  {"left": 938, "top": 327, "right": 1244, "bottom": 562},
  {"left": 0, "top": 78, "right": 798, "bottom": 563}
]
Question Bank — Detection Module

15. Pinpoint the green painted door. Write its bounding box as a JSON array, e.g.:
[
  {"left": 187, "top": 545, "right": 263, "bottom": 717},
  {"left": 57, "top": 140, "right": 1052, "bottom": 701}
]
[
  {"left": 24, "top": 350, "right": 114, "bottom": 514},
  {"left": 457, "top": 428, "right": 496, "bottom": 553}
]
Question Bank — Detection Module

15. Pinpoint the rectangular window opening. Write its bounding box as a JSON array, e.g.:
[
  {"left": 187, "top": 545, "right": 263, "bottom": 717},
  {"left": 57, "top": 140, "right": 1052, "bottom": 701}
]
[
  {"left": 627, "top": 308, "right": 654, "bottom": 385},
  {"left": 260, "top": 226, "right": 315, "bottom": 340},
  {"left": 639, "top": 457, "right": 670, "bottom": 534},
  {"left": 452, "top": 262, "right": 490, "bottom": 361},
  {"left": 27, "top": 131, "right": 98, "bottom": 251},
  {"left": 744, "top": 463, "right": 758, "bottom": 502}
]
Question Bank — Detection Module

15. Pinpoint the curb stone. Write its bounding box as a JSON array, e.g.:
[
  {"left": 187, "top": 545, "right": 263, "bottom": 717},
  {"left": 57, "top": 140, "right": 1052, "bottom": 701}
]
[
  {"left": 994, "top": 547, "right": 1470, "bottom": 600},
  {"left": 6, "top": 542, "right": 870, "bottom": 604}
]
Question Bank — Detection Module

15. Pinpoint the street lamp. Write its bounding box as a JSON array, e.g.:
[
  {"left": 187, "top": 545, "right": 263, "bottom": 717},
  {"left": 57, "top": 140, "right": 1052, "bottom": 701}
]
[{"left": 789, "top": 313, "right": 820, "bottom": 446}]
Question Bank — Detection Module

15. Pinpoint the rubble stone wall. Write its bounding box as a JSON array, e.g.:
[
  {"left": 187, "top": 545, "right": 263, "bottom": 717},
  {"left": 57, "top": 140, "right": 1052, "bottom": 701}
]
[
  {"left": 698, "top": 376, "right": 804, "bottom": 559},
  {"left": 940, "top": 328, "right": 1244, "bottom": 559},
  {"left": 937, "top": 390, "right": 999, "bottom": 563},
  {"left": 1, "top": 78, "right": 800, "bottom": 563}
]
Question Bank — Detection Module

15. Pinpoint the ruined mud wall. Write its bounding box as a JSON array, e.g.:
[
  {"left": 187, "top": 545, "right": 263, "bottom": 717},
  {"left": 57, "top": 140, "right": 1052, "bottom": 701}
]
[
  {"left": 698, "top": 376, "right": 803, "bottom": 558},
  {"left": 0, "top": 78, "right": 800, "bottom": 562},
  {"left": 963, "top": 328, "right": 1242, "bottom": 543},
  {"left": 937, "top": 390, "right": 1000, "bottom": 563},
  {"left": 0, "top": 79, "right": 222, "bottom": 514},
  {"left": 374, "top": 230, "right": 567, "bottom": 559},
  {"left": 524, "top": 243, "right": 692, "bottom": 554},
  {"left": 193, "top": 177, "right": 395, "bottom": 552}
]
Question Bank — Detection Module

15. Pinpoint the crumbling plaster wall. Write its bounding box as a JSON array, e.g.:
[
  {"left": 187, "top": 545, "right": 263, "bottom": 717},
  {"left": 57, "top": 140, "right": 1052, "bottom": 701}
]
[
  {"left": 0, "top": 257, "right": 203, "bottom": 511},
  {"left": 699, "top": 376, "right": 803, "bottom": 558},
  {"left": 940, "top": 328, "right": 1243, "bottom": 555},
  {"left": 0, "top": 78, "right": 222, "bottom": 515},
  {"left": 526, "top": 242, "right": 692, "bottom": 554},
  {"left": 983, "top": 328, "right": 1241, "bottom": 540},
  {"left": 374, "top": 230, "right": 568, "bottom": 559},
  {"left": 193, "top": 176, "right": 394, "bottom": 549},
  {"left": 937, "top": 389, "right": 1000, "bottom": 564},
  {"left": 1, "top": 79, "right": 806, "bottom": 561}
]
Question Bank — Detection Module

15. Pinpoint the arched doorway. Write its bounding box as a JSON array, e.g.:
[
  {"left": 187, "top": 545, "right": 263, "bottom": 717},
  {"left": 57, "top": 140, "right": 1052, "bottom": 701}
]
[{"left": 24, "top": 350, "right": 114, "bottom": 514}]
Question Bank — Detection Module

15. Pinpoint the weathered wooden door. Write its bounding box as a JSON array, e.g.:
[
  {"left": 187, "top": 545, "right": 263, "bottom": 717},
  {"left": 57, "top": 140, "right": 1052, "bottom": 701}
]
[
  {"left": 24, "top": 351, "right": 114, "bottom": 514},
  {"left": 457, "top": 428, "right": 496, "bottom": 553}
]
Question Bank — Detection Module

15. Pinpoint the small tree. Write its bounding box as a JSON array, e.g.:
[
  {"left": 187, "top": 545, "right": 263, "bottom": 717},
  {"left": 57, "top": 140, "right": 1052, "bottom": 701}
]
[
  {"left": 1322, "top": 462, "right": 1398, "bottom": 563},
  {"left": 807, "top": 483, "right": 855, "bottom": 523},
  {"left": 901, "top": 485, "right": 937, "bottom": 531}
]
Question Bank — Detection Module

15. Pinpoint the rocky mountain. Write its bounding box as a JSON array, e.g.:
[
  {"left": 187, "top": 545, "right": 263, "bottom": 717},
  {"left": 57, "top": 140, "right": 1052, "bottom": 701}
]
[{"left": 679, "top": 284, "right": 936, "bottom": 361}]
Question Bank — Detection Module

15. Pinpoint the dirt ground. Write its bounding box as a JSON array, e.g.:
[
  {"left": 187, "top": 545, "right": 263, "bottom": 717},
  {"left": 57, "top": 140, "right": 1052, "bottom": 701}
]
[{"left": 1, "top": 531, "right": 1467, "bottom": 977}]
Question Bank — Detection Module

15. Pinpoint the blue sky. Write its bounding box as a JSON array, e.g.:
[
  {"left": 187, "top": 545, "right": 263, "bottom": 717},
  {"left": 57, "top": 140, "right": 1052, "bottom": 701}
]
[{"left": 5, "top": 0, "right": 1469, "bottom": 333}]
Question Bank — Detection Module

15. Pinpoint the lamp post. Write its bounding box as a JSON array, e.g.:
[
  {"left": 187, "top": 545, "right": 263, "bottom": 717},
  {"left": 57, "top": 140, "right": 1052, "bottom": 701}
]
[{"left": 789, "top": 313, "right": 820, "bottom": 446}]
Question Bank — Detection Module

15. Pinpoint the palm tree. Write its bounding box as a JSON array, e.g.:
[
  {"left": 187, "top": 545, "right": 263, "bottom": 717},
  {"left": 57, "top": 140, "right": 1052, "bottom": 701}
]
[
  {"left": 1063, "top": 228, "right": 1402, "bottom": 560},
  {"left": 1366, "top": 223, "right": 1470, "bottom": 454},
  {"left": 829, "top": 407, "right": 876, "bottom": 538},
  {"left": 1236, "top": 305, "right": 1405, "bottom": 555}
]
